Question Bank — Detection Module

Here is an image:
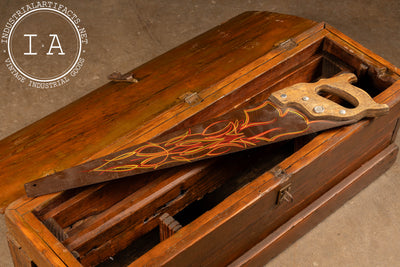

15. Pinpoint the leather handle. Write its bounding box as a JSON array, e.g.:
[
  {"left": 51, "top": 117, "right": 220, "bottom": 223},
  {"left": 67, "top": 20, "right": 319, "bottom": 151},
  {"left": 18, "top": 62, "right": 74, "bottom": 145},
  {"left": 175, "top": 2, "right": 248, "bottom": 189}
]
[{"left": 269, "top": 73, "right": 389, "bottom": 121}]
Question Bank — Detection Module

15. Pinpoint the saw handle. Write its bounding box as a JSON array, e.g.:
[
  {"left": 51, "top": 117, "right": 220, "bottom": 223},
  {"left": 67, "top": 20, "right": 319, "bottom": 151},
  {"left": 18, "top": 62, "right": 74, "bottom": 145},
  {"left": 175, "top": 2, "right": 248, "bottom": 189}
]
[{"left": 270, "top": 73, "right": 389, "bottom": 121}]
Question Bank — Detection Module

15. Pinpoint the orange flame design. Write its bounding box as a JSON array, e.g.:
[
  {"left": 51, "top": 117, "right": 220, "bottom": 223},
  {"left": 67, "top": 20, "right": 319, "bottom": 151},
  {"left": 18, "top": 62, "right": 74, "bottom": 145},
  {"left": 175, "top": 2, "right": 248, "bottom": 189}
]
[{"left": 91, "top": 101, "right": 314, "bottom": 173}]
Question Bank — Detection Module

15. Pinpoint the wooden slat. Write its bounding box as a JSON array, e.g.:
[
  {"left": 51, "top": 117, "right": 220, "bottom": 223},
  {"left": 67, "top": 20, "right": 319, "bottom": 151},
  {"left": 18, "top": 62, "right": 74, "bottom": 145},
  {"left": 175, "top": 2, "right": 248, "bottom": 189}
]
[
  {"left": 36, "top": 174, "right": 161, "bottom": 228},
  {"left": 159, "top": 213, "right": 182, "bottom": 242},
  {"left": 12, "top": 195, "right": 58, "bottom": 216}
]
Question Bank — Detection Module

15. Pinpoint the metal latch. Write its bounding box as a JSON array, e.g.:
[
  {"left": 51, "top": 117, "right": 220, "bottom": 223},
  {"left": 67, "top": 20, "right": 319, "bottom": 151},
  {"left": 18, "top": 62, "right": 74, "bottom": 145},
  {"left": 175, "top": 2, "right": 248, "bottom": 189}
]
[{"left": 276, "top": 183, "right": 293, "bottom": 205}]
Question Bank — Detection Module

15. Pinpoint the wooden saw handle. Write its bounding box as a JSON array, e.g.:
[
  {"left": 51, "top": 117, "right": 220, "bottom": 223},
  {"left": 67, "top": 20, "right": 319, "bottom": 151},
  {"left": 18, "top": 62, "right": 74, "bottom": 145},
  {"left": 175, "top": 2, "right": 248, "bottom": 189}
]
[{"left": 270, "top": 73, "right": 389, "bottom": 121}]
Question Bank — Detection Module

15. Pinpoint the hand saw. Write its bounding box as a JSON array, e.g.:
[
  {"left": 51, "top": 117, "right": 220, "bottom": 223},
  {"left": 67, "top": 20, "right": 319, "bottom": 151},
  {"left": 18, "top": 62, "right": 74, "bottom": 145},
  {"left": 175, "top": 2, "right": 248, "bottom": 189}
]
[{"left": 24, "top": 73, "right": 389, "bottom": 197}]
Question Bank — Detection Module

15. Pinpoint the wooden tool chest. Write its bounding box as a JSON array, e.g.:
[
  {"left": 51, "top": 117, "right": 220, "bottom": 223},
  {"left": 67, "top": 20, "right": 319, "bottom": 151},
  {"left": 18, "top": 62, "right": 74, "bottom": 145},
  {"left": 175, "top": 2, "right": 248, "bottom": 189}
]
[{"left": 3, "top": 11, "right": 400, "bottom": 266}]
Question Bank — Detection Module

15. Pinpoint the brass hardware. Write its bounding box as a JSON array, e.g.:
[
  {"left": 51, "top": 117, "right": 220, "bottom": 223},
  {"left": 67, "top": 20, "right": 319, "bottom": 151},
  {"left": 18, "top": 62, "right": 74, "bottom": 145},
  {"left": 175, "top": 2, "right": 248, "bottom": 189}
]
[
  {"left": 271, "top": 166, "right": 290, "bottom": 181},
  {"left": 277, "top": 183, "right": 293, "bottom": 205},
  {"left": 179, "top": 91, "right": 203, "bottom": 106},
  {"left": 108, "top": 71, "right": 138, "bottom": 83}
]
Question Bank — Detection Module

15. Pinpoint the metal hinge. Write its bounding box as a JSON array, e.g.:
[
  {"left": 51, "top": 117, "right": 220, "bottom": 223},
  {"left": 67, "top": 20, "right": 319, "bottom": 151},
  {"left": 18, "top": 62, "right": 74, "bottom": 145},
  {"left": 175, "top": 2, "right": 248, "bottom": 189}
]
[
  {"left": 275, "top": 38, "right": 297, "bottom": 51},
  {"left": 179, "top": 91, "right": 203, "bottom": 106}
]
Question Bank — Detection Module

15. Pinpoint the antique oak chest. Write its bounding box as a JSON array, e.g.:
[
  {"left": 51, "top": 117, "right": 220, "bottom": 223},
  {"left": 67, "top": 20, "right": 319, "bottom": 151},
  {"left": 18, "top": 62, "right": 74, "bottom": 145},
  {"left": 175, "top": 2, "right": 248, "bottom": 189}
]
[{"left": 3, "top": 11, "right": 400, "bottom": 266}]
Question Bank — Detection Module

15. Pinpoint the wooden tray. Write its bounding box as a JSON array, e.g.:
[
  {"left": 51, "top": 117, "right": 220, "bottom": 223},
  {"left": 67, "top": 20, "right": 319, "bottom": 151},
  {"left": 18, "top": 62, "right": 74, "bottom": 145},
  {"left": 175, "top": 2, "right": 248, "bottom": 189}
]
[{"left": 4, "top": 11, "right": 400, "bottom": 266}]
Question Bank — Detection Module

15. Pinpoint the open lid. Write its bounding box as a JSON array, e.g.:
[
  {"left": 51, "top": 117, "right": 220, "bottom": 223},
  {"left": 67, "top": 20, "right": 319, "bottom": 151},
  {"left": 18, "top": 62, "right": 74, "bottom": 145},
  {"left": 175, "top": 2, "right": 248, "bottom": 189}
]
[{"left": 0, "top": 11, "right": 319, "bottom": 211}]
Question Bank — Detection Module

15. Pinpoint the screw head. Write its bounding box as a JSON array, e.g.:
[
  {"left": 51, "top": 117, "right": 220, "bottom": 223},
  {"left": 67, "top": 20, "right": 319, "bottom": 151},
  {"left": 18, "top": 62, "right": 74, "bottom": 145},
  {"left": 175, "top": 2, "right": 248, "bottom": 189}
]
[
  {"left": 280, "top": 93, "right": 287, "bottom": 99},
  {"left": 313, "top": 105, "right": 325, "bottom": 114},
  {"left": 339, "top": 109, "right": 346, "bottom": 115},
  {"left": 302, "top": 96, "right": 309, "bottom": 101}
]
